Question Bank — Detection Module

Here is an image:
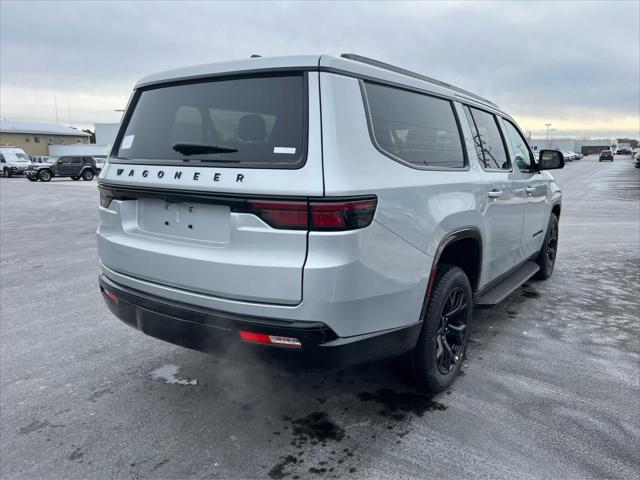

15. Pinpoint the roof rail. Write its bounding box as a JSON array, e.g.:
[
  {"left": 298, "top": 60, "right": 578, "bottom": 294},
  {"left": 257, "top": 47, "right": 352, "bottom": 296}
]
[{"left": 340, "top": 53, "right": 498, "bottom": 108}]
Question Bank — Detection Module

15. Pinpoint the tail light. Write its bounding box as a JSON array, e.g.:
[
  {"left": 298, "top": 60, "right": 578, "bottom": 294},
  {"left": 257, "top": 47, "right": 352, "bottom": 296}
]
[
  {"left": 244, "top": 196, "right": 377, "bottom": 231},
  {"left": 246, "top": 200, "right": 308, "bottom": 230},
  {"left": 310, "top": 198, "right": 377, "bottom": 231},
  {"left": 99, "top": 186, "right": 113, "bottom": 208}
]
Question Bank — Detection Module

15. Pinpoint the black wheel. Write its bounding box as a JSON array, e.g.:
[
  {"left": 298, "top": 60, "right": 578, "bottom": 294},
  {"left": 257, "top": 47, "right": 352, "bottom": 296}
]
[
  {"left": 534, "top": 214, "right": 559, "bottom": 280},
  {"left": 71, "top": 176, "right": 80, "bottom": 181},
  {"left": 402, "top": 264, "right": 472, "bottom": 393},
  {"left": 82, "top": 169, "right": 94, "bottom": 181},
  {"left": 38, "top": 170, "right": 52, "bottom": 182},
  {"left": 4, "top": 167, "right": 12, "bottom": 178}
]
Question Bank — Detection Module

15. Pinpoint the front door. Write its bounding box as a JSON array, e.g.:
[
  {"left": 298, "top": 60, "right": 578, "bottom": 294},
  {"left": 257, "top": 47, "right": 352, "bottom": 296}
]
[
  {"left": 463, "top": 106, "right": 525, "bottom": 286},
  {"left": 56, "top": 157, "right": 73, "bottom": 175},
  {"left": 500, "top": 119, "right": 549, "bottom": 259}
]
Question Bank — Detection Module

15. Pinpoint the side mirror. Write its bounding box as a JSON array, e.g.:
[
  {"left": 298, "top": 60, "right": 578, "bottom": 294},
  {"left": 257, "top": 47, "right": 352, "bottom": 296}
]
[{"left": 539, "top": 150, "right": 564, "bottom": 170}]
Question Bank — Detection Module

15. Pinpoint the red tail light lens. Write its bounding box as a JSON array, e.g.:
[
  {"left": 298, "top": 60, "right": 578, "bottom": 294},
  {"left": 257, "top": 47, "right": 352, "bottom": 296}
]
[
  {"left": 246, "top": 200, "right": 308, "bottom": 229},
  {"left": 310, "top": 198, "right": 377, "bottom": 231},
  {"left": 99, "top": 186, "right": 114, "bottom": 208},
  {"left": 244, "top": 197, "right": 376, "bottom": 231}
]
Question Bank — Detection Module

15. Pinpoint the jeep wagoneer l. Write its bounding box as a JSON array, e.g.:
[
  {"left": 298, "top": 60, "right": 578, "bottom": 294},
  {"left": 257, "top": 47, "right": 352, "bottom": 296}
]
[{"left": 97, "top": 54, "right": 564, "bottom": 392}]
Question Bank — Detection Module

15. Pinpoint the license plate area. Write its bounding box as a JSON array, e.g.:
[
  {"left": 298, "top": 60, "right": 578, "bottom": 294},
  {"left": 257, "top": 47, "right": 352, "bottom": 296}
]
[{"left": 137, "top": 199, "right": 230, "bottom": 244}]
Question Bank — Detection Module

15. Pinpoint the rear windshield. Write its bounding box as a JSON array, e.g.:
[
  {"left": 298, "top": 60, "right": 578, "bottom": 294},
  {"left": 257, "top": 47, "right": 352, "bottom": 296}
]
[{"left": 115, "top": 74, "right": 306, "bottom": 168}]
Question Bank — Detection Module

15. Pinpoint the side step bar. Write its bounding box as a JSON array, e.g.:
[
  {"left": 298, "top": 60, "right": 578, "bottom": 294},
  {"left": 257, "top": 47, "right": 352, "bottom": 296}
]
[{"left": 475, "top": 261, "right": 540, "bottom": 307}]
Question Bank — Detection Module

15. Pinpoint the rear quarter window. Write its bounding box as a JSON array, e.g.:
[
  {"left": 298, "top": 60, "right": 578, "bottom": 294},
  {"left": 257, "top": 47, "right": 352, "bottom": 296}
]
[
  {"left": 115, "top": 74, "right": 307, "bottom": 169},
  {"left": 362, "top": 81, "right": 465, "bottom": 169}
]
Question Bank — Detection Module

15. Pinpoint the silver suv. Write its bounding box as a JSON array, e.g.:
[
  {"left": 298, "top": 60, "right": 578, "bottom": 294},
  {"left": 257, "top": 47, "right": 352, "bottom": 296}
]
[{"left": 97, "top": 54, "right": 564, "bottom": 392}]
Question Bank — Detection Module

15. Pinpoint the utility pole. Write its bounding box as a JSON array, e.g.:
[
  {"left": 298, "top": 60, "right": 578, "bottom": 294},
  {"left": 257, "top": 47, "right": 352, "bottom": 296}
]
[{"left": 545, "top": 123, "right": 552, "bottom": 148}]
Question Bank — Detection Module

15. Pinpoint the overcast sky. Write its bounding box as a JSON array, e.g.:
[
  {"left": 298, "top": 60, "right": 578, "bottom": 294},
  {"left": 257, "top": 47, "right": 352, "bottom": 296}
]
[{"left": 1, "top": 1, "right": 638, "bottom": 139}]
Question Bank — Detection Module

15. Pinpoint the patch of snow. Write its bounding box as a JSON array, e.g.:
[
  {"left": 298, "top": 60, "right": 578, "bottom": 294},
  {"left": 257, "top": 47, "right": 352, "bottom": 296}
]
[{"left": 151, "top": 364, "right": 198, "bottom": 386}]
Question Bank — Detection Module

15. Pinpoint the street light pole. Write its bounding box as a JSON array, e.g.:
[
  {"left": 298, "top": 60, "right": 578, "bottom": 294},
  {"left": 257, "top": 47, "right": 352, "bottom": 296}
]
[{"left": 545, "top": 123, "right": 552, "bottom": 148}]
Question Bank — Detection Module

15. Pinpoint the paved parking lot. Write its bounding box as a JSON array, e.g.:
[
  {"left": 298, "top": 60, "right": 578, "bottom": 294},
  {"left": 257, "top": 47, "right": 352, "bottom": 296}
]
[{"left": 1, "top": 156, "right": 639, "bottom": 479}]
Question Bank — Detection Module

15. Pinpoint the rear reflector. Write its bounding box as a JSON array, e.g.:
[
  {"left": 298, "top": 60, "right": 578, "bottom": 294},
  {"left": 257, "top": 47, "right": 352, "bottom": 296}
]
[
  {"left": 238, "top": 330, "right": 302, "bottom": 348},
  {"left": 102, "top": 287, "right": 118, "bottom": 302}
]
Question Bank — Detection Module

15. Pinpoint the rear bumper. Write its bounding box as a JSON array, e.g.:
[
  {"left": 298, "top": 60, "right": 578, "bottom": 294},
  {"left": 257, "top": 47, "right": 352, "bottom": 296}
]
[{"left": 99, "top": 274, "right": 421, "bottom": 370}]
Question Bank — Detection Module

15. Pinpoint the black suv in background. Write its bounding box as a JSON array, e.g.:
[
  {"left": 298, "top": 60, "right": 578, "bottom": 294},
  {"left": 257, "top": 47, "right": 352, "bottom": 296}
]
[
  {"left": 26, "top": 156, "right": 101, "bottom": 182},
  {"left": 599, "top": 150, "right": 614, "bottom": 162}
]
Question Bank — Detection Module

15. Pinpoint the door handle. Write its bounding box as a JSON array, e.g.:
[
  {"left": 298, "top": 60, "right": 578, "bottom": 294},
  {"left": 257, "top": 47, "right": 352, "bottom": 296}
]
[
  {"left": 525, "top": 187, "right": 536, "bottom": 195},
  {"left": 488, "top": 190, "right": 503, "bottom": 198}
]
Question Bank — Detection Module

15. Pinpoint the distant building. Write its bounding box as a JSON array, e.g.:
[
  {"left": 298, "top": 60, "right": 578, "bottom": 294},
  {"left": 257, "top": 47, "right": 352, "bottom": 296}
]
[
  {"left": 0, "top": 120, "right": 91, "bottom": 156},
  {"left": 529, "top": 138, "right": 616, "bottom": 155},
  {"left": 44, "top": 122, "right": 122, "bottom": 159}
]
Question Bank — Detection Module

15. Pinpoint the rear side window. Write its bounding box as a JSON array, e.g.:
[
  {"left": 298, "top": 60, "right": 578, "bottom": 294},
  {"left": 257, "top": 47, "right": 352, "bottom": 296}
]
[
  {"left": 116, "top": 74, "right": 306, "bottom": 168},
  {"left": 363, "top": 82, "right": 465, "bottom": 168},
  {"left": 464, "top": 107, "right": 510, "bottom": 170}
]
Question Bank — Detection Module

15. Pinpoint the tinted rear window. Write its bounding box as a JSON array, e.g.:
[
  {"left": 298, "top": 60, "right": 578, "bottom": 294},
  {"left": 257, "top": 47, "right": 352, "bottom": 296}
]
[
  {"left": 116, "top": 74, "right": 306, "bottom": 168},
  {"left": 363, "top": 82, "right": 465, "bottom": 168}
]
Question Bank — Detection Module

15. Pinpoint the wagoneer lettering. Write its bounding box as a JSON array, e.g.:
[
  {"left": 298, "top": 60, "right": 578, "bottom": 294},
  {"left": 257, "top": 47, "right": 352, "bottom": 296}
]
[{"left": 97, "top": 54, "right": 564, "bottom": 392}]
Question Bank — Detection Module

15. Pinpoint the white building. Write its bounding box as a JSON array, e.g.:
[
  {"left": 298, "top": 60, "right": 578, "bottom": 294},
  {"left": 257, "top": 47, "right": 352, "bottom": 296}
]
[{"left": 529, "top": 138, "right": 616, "bottom": 155}]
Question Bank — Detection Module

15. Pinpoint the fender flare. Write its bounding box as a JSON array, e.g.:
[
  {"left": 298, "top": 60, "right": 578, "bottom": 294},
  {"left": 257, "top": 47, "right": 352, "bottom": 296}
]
[{"left": 426, "top": 227, "right": 483, "bottom": 299}]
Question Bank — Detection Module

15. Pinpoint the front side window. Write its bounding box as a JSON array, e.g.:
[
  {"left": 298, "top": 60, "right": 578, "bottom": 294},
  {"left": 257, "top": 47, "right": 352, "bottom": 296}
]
[
  {"left": 465, "top": 107, "right": 510, "bottom": 170},
  {"left": 58, "top": 157, "right": 71, "bottom": 164},
  {"left": 116, "top": 74, "right": 306, "bottom": 168},
  {"left": 363, "top": 82, "right": 465, "bottom": 168},
  {"left": 503, "top": 120, "right": 535, "bottom": 171},
  {"left": 71, "top": 157, "right": 82, "bottom": 164}
]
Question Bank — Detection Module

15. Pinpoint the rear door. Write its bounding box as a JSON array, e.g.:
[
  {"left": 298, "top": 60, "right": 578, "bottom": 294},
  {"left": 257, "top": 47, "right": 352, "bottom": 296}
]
[
  {"left": 98, "top": 72, "right": 323, "bottom": 305},
  {"left": 70, "top": 157, "right": 83, "bottom": 175}
]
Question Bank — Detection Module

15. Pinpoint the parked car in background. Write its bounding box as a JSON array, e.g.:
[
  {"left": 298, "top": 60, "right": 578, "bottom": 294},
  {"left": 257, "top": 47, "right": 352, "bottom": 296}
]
[
  {"left": 97, "top": 54, "right": 565, "bottom": 393},
  {"left": 616, "top": 148, "right": 632, "bottom": 155},
  {"left": 0, "top": 146, "right": 31, "bottom": 176},
  {"left": 562, "top": 151, "right": 579, "bottom": 162},
  {"left": 29, "top": 156, "right": 52, "bottom": 166},
  {"left": 568, "top": 150, "right": 583, "bottom": 160},
  {"left": 599, "top": 150, "right": 614, "bottom": 162},
  {"left": 26, "top": 155, "right": 100, "bottom": 182},
  {"left": 632, "top": 152, "right": 640, "bottom": 168}
]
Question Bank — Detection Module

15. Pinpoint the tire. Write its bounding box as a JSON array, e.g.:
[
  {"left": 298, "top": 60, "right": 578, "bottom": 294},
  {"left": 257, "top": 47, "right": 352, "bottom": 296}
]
[
  {"left": 4, "top": 167, "right": 12, "bottom": 178},
  {"left": 534, "top": 214, "right": 559, "bottom": 280},
  {"left": 401, "top": 264, "right": 473, "bottom": 393},
  {"left": 38, "top": 170, "right": 52, "bottom": 182},
  {"left": 81, "top": 169, "right": 94, "bottom": 181},
  {"left": 71, "top": 176, "right": 80, "bottom": 181}
]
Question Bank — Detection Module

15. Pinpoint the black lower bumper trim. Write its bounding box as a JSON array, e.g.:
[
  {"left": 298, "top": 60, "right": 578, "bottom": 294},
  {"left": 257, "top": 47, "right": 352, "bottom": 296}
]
[{"left": 99, "top": 274, "right": 421, "bottom": 370}]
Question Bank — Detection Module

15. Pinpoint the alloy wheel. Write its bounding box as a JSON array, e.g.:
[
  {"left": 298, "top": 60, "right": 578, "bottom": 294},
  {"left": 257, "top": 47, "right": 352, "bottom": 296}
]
[{"left": 435, "top": 287, "right": 469, "bottom": 374}]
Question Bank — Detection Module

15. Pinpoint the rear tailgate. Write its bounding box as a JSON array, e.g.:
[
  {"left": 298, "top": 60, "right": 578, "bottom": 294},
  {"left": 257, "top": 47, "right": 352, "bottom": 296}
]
[{"left": 97, "top": 72, "right": 323, "bottom": 305}]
